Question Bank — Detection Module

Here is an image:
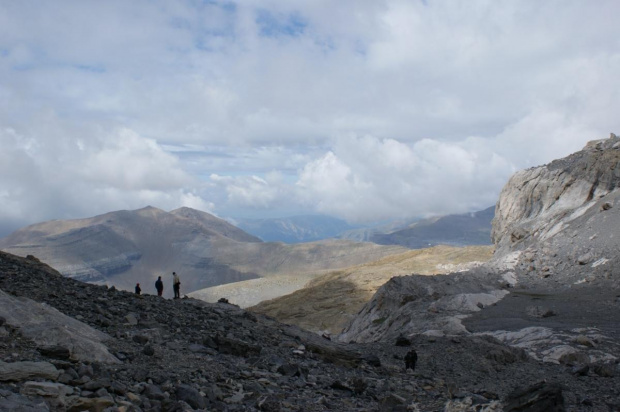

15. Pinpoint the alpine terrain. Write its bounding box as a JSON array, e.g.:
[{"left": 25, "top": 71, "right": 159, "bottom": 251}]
[{"left": 0, "top": 134, "right": 618, "bottom": 411}]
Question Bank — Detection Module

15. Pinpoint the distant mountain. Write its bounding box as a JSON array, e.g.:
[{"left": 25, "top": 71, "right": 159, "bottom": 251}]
[
  {"left": 0, "top": 207, "right": 405, "bottom": 298},
  {"left": 367, "top": 206, "right": 494, "bottom": 248},
  {"left": 233, "top": 215, "right": 358, "bottom": 243}
]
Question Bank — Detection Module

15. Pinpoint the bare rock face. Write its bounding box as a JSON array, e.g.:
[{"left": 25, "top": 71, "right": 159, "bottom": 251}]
[
  {"left": 0, "top": 289, "right": 120, "bottom": 364},
  {"left": 492, "top": 133, "right": 620, "bottom": 256}
]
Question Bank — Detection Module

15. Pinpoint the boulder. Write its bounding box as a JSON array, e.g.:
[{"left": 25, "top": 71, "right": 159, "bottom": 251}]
[
  {"left": 0, "top": 290, "right": 119, "bottom": 364},
  {"left": 503, "top": 381, "right": 565, "bottom": 412},
  {"left": 0, "top": 361, "right": 59, "bottom": 382}
]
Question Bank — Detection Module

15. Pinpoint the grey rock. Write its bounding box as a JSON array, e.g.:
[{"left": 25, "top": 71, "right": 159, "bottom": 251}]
[
  {"left": 591, "top": 363, "right": 615, "bottom": 377},
  {"left": 0, "top": 289, "right": 119, "bottom": 364},
  {"left": 143, "top": 384, "right": 166, "bottom": 401},
  {"left": 65, "top": 396, "right": 115, "bottom": 412},
  {"left": 0, "top": 392, "right": 50, "bottom": 411},
  {"left": 176, "top": 384, "right": 207, "bottom": 409},
  {"left": 37, "top": 345, "right": 71, "bottom": 360},
  {"left": 0, "top": 361, "right": 59, "bottom": 382},
  {"left": 20, "top": 381, "right": 73, "bottom": 398},
  {"left": 503, "top": 381, "right": 564, "bottom": 412}
]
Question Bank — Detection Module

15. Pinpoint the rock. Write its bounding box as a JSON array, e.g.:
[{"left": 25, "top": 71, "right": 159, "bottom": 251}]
[
  {"left": 591, "top": 363, "right": 615, "bottom": 377},
  {"left": 37, "top": 345, "right": 71, "bottom": 360},
  {"left": 142, "top": 344, "right": 155, "bottom": 356},
  {"left": 132, "top": 335, "right": 149, "bottom": 345},
  {"left": 543, "top": 345, "right": 589, "bottom": 365},
  {"left": 503, "top": 381, "right": 565, "bottom": 412},
  {"left": 125, "top": 314, "right": 138, "bottom": 325},
  {"left": 570, "top": 364, "right": 589, "bottom": 376},
  {"left": 573, "top": 335, "right": 595, "bottom": 347},
  {"left": 176, "top": 384, "right": 207, "bottom": 410},
  {"left": 214, "top": 335, "right": 262, "bottom": 357},
  {"left": 66, "top": 396, "right": 115, "bottom": 412},
  {"left": 577, "top": 253, "right": 593, "bottom": 265},
  {"left": 0, "top": 289, "right": 119, "bottom": 364},
  {"left": 601, "top": 202, "right": 613, "bottom": 211},
  {"left": 20, "top": 381, "right": 73, "bottom": 398},
  {"left": 256, "top": 395, "right": 281, "bottom": 411},
  {"left": 143, "top": 384, "right": 166, "bottom": 401},
  {"left": 395, "top": 335, "right": 411, "bottom": 347},
  {"left": 378, "top": 393, "right": 408, "bottom": 412},
  {"left": 0, "top": 392, "right": 50, "bottom": 411},
  {"left": 0, "top": 361, "right": 60, "bottom": 382},
  {"left": 527, "top": 306, "right": 557, "bottom": 318}
]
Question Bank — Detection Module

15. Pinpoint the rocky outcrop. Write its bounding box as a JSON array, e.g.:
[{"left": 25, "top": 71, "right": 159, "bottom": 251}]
[
  {"left": 0, "top": 289, "right": 119, "bottom": 364},
  {"left": 492, "top": 133, "right": 620, "bottom": 255}
]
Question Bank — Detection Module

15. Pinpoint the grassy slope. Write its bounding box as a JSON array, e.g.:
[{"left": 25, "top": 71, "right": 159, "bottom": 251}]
[{"left": 249, "top": 245, "right": 494, "bottom": 334}]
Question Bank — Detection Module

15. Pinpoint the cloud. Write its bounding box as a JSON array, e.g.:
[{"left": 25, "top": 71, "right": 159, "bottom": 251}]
[
  {"left": 296, "top": 134, "right": 514, "bottom": 222},
  {"left": 0, "top": 122, "right": 212, "bottom": 235},
  {"left": 1, "top": 1, "right": 619, "bottom": 234}
]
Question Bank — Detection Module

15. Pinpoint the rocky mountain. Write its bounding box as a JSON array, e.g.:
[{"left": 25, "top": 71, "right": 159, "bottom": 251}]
[
  {"left": 233, "top": 215, "right": 358, "bottom": 243},
  {"left": 337, "top": 207, "right": 494, "bottom": 248},
  {"left": 333, "top": 134, "right": 620, "bottom": 410},
  {"left": 368, "top": 206, "right": 494, "bottom": 248},
  {"left": 2, "top": 250, "right": 618, "bottom": 411},
  {"left": 0, "top": 207, "right": 405, "bottom": 299}
]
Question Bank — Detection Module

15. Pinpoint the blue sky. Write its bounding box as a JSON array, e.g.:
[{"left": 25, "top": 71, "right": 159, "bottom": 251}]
[{"left": 1, "top": 0, "right": 619, "bottom": 236}]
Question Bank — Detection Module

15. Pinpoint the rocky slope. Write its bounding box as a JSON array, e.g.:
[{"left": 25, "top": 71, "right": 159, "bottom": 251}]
[
  {"left": 0, "top": 207, "right": 405, "bottom": 299},
  {"left": 335, "top": 134, "right": 620, "bottom": 410},
  {"left": 2, "top": 251, "right": 619, "bottom": 411}
]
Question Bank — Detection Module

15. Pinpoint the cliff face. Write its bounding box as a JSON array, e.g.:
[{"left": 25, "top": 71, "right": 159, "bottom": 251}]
[{"left": 492, "top": 133, "right": 620, "bottom": 255}]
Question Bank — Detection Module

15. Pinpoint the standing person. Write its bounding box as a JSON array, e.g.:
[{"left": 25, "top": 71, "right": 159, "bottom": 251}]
[
  {"left": 155, "top": 276, "right": 164, "bottom": 297},
  {"left": 135, "top": 283, "right": 141, "bottom": 295},
  {"left": 172, "top": 272, "right": 181, "bottom": 299}
]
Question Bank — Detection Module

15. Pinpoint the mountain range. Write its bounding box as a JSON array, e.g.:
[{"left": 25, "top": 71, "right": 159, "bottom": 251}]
[
  {"left": 0, "top": 206, "right": 406, "bottom": 299},
  {"left": 233, "top": 207, "right": 494, "bottom": 247}
]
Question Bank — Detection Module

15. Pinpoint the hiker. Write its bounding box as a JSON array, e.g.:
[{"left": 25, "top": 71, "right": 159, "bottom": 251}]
[
  {"left": 135, "top": 283, "right": 141, "bottom": 295},
  {"left": 173, "top": 271, "right": 181, "bottom": 298},
  {"left": 155, "top": 276, "right": 163, "bottom": 297},
  {"left": 405, "top": 349, "right": 418, "bottom": 371}
]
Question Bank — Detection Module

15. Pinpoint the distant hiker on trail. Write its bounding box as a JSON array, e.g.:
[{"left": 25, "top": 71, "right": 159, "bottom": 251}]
[
  {"left": 173, "top": 271, "right": 181, "bottom": 299},
  {"left": 155, "top": 276, "right": 164, "bottom": 297},
  {"left": 135, "top": 283, "right": 141, "bottom": 295}
]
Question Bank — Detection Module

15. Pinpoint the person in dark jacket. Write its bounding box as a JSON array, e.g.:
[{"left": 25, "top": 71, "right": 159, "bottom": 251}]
[
  {"left": 172, "top": 272, "right": 181, "bottom": 299},
  {"left": 135, "top": 283, "right": 141, "bottom": 295},
  {"left": 155, "top": 276, "right": 164, "bottom": 297}
]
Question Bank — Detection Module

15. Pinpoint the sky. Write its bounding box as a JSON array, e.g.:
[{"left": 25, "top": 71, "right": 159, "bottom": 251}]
[{"left": 1, "top": 0, "right": 619, "bottom": 236}]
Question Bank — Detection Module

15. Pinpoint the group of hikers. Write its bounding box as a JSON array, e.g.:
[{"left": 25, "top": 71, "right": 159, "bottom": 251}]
[{"left": 134, "top": 271, "right": 181, "bottom": 298}]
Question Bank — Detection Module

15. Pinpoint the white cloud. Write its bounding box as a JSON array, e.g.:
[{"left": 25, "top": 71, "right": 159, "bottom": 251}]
[
  {"left": 296, "top": 134, "right": 514, "bottom": 222},
  {"left": 0, "top": 1, "right": 619, "bottom": 234}
]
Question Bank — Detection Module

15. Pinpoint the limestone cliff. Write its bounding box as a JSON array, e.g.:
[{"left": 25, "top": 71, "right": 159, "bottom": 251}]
[{"left": 492, "top": 133, "right": 620, "bottom": 255}]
